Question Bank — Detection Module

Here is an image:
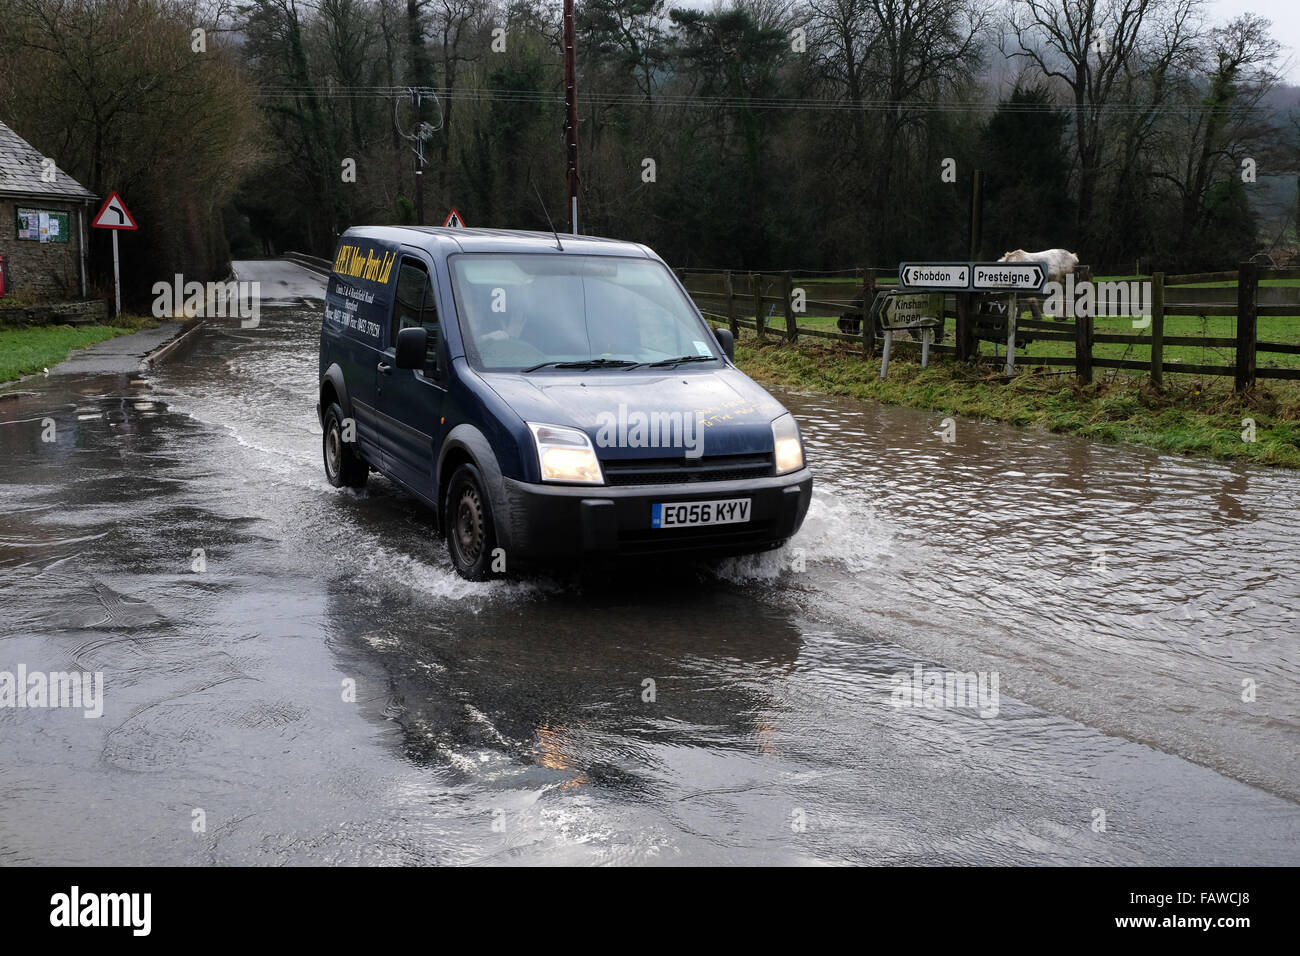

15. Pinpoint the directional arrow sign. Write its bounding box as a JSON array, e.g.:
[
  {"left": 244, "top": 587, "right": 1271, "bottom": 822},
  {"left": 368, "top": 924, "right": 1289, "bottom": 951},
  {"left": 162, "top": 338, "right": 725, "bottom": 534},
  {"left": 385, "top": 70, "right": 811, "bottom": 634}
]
[
  {"left": 881, "top": 292, "right": 945, "bottom": 331},
  {"left": 972, "top": 262, "right": 1047, "bottom": 293},
  {"left": 91, "top": 190, "right": 138, "bottom": 318},
  {"left": 91, "top": 191, "right": 138, "bottom": 231},
  {"left": 899, "top": 263, "right": 969, "bottom": 289}
]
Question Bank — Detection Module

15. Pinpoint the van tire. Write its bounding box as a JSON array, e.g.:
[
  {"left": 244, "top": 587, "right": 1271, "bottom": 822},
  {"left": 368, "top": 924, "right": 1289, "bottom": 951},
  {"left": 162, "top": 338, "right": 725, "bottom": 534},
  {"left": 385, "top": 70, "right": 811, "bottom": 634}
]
[
  {"left": 445, "top": 463, "right": 498, "bottom": 580},
  {"left": 323, "top": 402, "right": 367, "bottom": 488}
]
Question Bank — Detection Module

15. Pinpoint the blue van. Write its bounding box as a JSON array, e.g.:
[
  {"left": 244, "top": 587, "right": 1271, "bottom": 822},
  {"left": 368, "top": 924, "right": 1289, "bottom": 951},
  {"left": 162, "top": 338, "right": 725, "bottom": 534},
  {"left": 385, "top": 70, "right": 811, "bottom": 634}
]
[{"left": 317, "top": 226, "right": 812, "bottom": 579}]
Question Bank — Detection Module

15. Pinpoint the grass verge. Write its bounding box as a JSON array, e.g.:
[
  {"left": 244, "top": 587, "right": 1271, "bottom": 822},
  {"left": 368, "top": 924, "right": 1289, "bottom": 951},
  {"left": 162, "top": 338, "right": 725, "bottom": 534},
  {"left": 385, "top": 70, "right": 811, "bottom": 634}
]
[
  {"left": 0, "top": 314, "right": 161, "bottom": 383},
  {"left": 729, "top": 330, "right": 1300, "bottom": 469}
]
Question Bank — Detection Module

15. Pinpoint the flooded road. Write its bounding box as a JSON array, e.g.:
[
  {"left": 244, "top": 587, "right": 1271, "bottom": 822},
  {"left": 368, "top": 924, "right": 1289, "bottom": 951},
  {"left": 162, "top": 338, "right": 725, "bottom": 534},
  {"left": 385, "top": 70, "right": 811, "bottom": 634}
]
[{"left": 1, "top": 302, "right": 1297, "bottom": 865}]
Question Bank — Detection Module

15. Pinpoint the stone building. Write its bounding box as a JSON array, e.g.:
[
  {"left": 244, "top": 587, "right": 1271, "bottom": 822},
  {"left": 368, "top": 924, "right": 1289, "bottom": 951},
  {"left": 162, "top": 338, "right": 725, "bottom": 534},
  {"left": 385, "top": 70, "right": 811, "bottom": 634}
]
[{"left": 0, "top": 119, "right": 97, "bottom": 300}]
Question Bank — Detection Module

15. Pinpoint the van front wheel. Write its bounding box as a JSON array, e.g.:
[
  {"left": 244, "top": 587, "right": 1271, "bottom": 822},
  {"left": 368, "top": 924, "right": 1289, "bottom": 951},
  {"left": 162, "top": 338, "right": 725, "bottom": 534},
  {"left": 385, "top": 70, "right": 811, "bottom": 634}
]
[
  {"left": 445, "top": 463, "right": 499, "bottom": 580},
  {"left": 323, "top": 402, "right": 367, "bottom": 488}
]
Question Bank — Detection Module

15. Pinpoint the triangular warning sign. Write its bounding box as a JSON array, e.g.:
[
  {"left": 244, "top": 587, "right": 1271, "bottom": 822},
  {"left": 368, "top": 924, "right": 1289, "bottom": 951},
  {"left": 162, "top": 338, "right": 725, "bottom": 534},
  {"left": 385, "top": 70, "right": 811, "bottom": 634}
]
[
  {"left": 443, "top": 208, "right": 466, "bottom": 228},
  {"left": 92, "top": 191, "right": 138, "bottom": 230}
]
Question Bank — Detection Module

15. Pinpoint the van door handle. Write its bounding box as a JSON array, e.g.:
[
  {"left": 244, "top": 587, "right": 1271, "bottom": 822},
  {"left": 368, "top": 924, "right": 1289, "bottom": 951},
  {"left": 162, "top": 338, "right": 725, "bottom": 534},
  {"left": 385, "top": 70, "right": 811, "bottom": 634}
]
[{"left": 377, "top": 362, "right": 392, "bottom": 375}]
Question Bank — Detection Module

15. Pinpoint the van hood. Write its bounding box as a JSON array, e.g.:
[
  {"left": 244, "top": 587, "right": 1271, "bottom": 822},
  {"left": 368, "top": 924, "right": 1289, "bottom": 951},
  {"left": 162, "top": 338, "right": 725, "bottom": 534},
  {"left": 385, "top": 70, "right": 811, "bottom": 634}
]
[{"left": 480, "top": 365, "right": 786, "bottom": 459}]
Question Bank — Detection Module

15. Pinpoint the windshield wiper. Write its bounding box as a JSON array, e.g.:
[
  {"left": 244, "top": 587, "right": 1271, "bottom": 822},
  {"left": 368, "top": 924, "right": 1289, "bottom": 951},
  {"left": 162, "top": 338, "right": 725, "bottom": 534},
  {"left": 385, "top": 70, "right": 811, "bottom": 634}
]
[
  {"left": 521, "top": 358, "right": 639, "bottom": 372},
  {"left": 637, "top": 354, "right": 719, "bottom": 369}
]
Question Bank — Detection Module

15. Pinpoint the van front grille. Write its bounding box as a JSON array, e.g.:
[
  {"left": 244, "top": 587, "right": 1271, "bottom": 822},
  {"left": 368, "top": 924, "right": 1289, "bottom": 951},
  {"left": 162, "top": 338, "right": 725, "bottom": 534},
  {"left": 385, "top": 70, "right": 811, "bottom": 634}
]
[
  {"left": 601, "top": 453, "right": 773, "bottom": 486},
  {"left": 617, "top": 520, "right": 779, "bottom": 554}
]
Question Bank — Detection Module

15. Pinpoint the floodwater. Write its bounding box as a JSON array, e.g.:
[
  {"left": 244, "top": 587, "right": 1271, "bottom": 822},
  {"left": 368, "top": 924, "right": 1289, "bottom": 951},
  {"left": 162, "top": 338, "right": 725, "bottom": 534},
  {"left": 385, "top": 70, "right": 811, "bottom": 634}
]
[{"left": 1, "top": 294, "right": 1297, "bottom": 865}]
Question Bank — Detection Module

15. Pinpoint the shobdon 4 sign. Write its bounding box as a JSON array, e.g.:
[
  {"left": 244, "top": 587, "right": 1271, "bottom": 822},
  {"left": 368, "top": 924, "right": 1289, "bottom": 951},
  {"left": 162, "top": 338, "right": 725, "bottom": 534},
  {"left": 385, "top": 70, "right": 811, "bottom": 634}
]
[
  {"left": 898, "top": 263, "right": 969, "bottom": 289},
  {"left": 899, "top": 261, "right": 1048, "bottom": 294}
]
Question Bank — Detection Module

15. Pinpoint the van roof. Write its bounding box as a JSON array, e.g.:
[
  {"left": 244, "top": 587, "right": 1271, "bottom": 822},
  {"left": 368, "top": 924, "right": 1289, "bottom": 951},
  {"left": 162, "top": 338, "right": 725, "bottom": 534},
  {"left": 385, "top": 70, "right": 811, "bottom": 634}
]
[{"left": 341, "top": 225, "right": 655, "bottom": 258}]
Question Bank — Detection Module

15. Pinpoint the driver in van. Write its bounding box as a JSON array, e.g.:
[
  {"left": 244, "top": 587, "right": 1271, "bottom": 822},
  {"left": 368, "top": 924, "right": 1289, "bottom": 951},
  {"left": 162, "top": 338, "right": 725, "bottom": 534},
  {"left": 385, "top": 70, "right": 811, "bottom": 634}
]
[{"left": 465, "top": 285, "right": 528, "bottom": 343}]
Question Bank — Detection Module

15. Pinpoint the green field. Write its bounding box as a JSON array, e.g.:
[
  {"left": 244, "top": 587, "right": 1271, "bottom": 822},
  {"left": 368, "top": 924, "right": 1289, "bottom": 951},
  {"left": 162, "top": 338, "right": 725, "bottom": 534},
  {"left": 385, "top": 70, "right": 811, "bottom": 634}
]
[
  {"left": 727, "top": 330, "right": 1300, "bottom": 468},
  {"left": 787, "top": 313, "right": 1300, "bottom": 372},
  {"left": 738, "top": 274, "right": 1300, "bottom": 377},
  {"left": 697, "top": 273, "right": 1300, "bottom": 466}
]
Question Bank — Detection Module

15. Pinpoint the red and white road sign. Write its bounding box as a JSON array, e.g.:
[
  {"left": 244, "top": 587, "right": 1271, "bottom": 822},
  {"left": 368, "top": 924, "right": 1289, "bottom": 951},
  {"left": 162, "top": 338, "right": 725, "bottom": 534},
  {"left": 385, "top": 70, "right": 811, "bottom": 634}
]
[
  {"left": 92, "top": 190, "right": 137, "bottom": 316},
  {"left": 443, "top": 208, "right": 466, "bottom": 228},
  {"left": 92, "top": 191, "right": 138, "bottom": 230}
]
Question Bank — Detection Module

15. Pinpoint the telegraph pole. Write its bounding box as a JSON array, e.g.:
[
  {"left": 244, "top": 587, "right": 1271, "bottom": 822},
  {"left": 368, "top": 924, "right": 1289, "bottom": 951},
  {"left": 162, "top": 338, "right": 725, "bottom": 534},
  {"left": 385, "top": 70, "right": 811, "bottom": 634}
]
[
  {"left": 413, "top": 88, "right": 425, "bottom": 226},
  {"left": 563, "top": 0, "right": 579, "bottom": 234}
]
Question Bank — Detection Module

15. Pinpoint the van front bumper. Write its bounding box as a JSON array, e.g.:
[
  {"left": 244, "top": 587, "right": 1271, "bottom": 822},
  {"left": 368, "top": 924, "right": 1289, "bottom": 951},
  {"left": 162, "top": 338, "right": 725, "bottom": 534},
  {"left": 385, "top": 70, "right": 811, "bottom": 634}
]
[{"left": 496, "top": 469, "right": 813, "bottom": 560}]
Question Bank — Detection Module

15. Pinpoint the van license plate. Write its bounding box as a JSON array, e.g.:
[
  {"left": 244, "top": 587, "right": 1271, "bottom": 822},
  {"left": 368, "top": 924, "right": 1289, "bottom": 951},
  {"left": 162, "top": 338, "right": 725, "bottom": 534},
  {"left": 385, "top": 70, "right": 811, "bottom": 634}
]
[{"left": 652, "top": 498, "right": 751, "bottom": 529}]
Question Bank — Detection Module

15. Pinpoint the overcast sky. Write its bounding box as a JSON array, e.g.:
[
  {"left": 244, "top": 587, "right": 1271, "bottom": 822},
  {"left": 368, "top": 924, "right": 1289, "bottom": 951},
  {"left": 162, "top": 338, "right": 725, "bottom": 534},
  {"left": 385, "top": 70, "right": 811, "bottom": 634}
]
[
  {"left": 676, "top": 0, "right": 1300, "bottom": 85},
  {"left": 1214, "top": 0, "right": 1298, "bottom": 83}
]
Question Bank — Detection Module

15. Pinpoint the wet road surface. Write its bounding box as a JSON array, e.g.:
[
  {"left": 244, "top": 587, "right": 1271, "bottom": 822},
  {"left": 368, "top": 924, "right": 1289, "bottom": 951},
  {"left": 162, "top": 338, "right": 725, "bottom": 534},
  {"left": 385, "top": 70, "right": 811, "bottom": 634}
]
[
  {"left": 1, "top": 270, "right": 1297, "bottom": 864},
  {"left": 232, "top": 257, "right": 329, "bottom": 306},
  {"left": 48, "top": 322, "right": 186, "bottom": 378}
]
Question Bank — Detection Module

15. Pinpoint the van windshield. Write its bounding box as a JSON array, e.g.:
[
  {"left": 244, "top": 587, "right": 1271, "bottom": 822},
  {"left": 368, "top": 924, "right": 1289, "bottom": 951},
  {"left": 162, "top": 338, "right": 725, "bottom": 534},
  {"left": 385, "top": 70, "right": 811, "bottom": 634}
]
[{"left": 448, "top": 254, "right": 721, "bottom": 372}]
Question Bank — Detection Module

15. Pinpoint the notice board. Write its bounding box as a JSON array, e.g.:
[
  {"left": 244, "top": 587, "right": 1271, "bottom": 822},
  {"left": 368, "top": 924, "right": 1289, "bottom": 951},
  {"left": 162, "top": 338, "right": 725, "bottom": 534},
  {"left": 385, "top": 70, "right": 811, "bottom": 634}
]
[{"left": 16, "top": 207, "right": 71, "bottom": 244}]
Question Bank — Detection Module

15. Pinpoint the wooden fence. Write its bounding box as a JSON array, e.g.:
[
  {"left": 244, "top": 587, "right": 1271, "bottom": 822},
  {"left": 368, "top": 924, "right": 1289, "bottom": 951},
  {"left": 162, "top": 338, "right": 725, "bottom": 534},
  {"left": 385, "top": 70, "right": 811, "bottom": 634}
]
[{"left": 678, "top": 263, "right": 1300, "bottom": 392}]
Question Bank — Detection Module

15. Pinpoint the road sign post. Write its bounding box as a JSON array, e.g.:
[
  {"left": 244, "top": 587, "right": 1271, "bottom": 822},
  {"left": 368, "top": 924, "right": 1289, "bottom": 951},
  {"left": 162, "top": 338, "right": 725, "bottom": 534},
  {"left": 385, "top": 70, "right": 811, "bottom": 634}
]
[
  {"left": 1005, "top": 295, "right": 1017, "bottom": 375},
  {"left": 91, "top": 191, "right": 138, "bottom": 317},
  {"left": 111, "top": 232, "right": 120, "bottom": 316},
  {"left": 875, "top": 291, "right": 944, "bottom": 378},
  {"left": 898, "top": 260, "right": 1049, "bottom": 367},
  {"left": 901, "top": 261, "right": 1047, "bottom": 294}
]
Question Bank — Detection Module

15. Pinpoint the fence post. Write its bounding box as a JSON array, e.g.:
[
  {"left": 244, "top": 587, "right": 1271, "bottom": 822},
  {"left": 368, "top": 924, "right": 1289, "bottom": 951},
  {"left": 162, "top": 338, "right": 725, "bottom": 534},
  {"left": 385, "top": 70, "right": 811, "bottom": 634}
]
[
  {"left": 1150, "top": 271, "right": 1164, "bottom": 390},
  {"left": 861, "top": 268, "right": 875, "bottom": 357},
  {"left": 955, "top": 293, "right": 973, "bottom": 360},
  {"left": 725, "top": 270, "right": 738, "bottom": 340},
  {"left": 1075, "top": 265, "right": 1093, "bottom": 385},
  {"left": 752, "top": 273, "right": 764, "bottom": 342},
  {"left": 1075, "top": 314, "right": 1094, "bottom": 385},
  {"left": 1235, "top": 262, "right": 1258, "bottom": 393},
  {"left": 782, "top": 271, "right": 797, "bottom": 342}
]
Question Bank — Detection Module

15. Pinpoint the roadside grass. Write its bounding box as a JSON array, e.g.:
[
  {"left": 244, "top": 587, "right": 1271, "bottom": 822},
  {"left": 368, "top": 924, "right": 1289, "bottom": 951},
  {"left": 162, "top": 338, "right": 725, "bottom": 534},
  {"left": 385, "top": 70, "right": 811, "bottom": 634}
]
[
  {"left": 788, "top": 313, "right": 1300, "bottom": 372},
  {"left": 0, "top": 314, "right": 161, "bottom": 383},
  {"left": 726, "top": 328, "right": 1300, "bottom": 469},
  {"left": 726, "top": 277, "right": 1300, "bottom": 434}
]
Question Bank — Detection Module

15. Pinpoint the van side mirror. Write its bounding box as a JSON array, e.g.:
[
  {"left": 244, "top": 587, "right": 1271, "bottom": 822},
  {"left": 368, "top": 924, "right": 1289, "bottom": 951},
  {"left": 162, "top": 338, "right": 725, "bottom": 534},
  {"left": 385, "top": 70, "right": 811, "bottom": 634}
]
[
  {"left": 395, "top": 326, "right": 428, "bottom": 370},
  {"left": 714, "top": 327, "right": 735, "bottom": 361}
]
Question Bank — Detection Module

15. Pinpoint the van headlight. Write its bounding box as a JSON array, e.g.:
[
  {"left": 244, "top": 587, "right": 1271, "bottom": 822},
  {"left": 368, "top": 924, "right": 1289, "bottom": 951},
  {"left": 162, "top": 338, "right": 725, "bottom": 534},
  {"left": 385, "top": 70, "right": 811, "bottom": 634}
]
[
  {"left": 527, "top": 422, "right": 604, "bottom": 484},
  {"left": 771, "top": 413, "right": 805, "bottom": 475}
]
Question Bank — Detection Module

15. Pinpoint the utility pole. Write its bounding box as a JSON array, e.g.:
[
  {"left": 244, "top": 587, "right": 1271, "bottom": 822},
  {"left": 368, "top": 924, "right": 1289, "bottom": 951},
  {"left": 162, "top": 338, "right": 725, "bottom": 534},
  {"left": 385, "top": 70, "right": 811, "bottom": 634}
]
[
  {"left": 563, "top": 0, "right": 579, "bottom": 234},
  {"left": 968, "top": 169, "right": 983, "bottom": 261},
  {"left": 413, "top": 88, "right": 425, "bottom": 226}
]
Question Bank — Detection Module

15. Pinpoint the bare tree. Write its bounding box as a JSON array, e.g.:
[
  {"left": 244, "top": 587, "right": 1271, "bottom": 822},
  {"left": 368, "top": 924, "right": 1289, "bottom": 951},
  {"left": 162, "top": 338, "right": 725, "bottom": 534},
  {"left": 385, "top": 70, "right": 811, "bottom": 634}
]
[
  {"left": 1008, "top": 0, "right": 1205, "bottom": 252},
  {"left": 1158, "top": 14, "right": 1281, "bottom": 252}
]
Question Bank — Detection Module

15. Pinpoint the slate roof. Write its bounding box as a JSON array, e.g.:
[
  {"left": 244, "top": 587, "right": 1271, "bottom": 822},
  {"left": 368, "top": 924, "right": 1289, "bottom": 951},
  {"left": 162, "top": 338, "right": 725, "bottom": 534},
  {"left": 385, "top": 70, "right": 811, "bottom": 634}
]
[{"left": 0, "top": 120, "right": 97, "bottom": 202}]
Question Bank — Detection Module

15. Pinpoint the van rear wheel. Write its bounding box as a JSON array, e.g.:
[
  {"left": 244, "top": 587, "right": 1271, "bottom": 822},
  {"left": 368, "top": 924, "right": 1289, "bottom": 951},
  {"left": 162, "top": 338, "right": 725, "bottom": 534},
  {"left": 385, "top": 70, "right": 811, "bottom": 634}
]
[
  {"left": 323, "top": 402, "right": 367, "bottom": 488},
  {"left": 445, "top": 463, "right": 498, "bottom": 580}
]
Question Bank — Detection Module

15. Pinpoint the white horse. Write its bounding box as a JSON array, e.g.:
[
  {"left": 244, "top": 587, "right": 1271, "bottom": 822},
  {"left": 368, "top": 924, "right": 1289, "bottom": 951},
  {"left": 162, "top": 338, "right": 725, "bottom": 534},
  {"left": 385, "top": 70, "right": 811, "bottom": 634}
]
[{"left": 998, "top": 248, "right": 1079, "bottom": 321}]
